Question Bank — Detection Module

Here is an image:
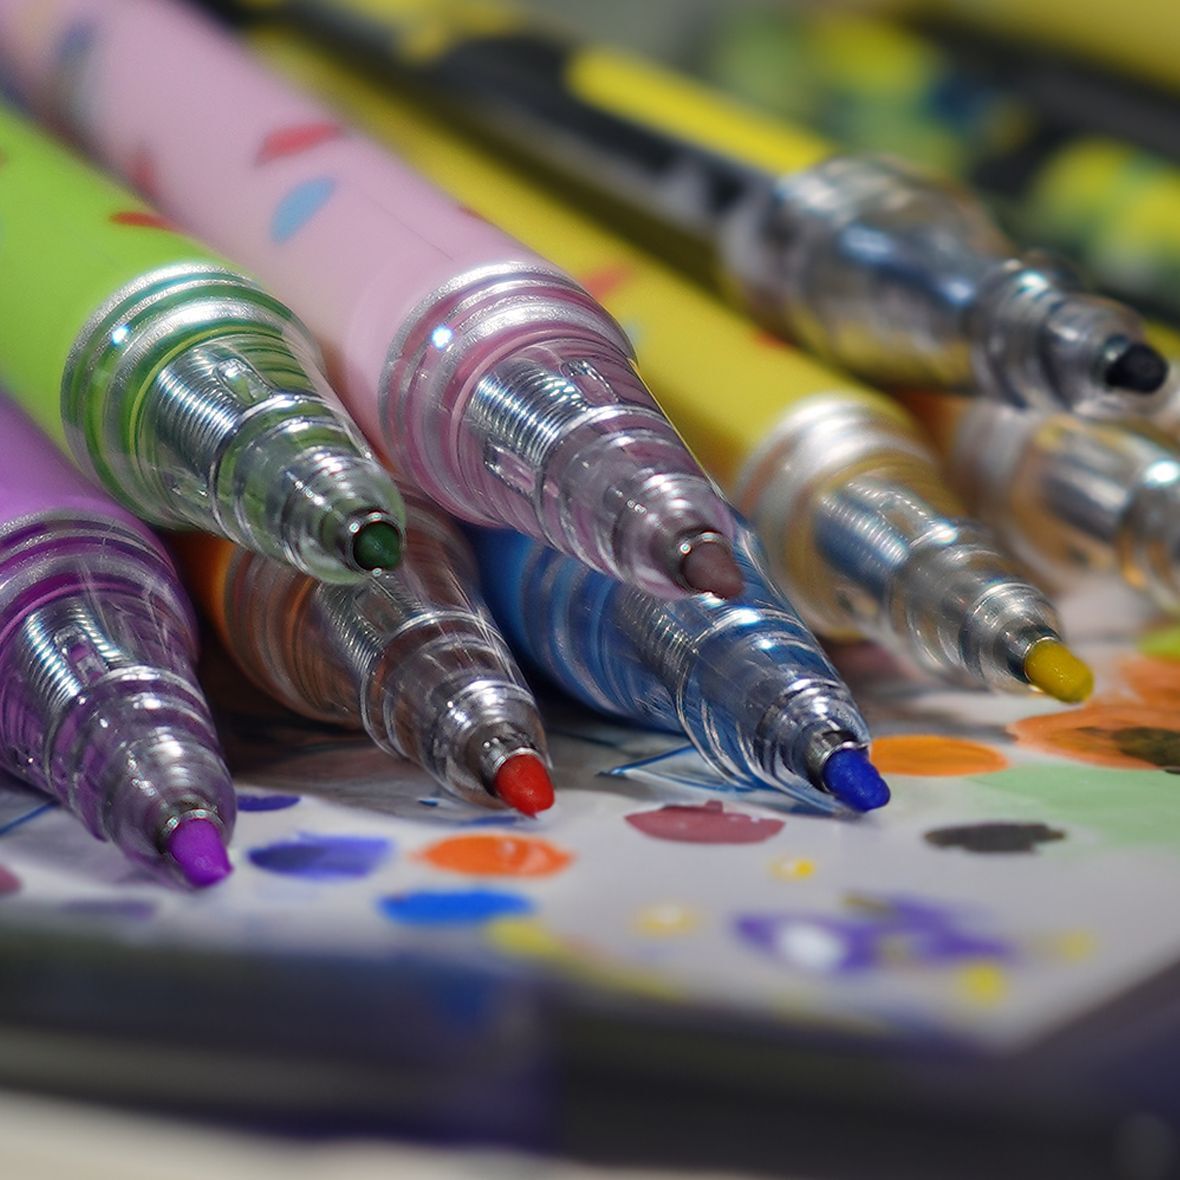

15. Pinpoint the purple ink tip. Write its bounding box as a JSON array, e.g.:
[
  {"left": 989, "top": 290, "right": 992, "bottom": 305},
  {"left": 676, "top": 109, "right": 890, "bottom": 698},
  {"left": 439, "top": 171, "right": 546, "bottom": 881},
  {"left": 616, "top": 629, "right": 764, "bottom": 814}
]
[
  {"left": 821, "top": 748, "right": 891, "bottom": 812},
  {"left": 167, "top": 817, "right": 232, "bottom": 888}
]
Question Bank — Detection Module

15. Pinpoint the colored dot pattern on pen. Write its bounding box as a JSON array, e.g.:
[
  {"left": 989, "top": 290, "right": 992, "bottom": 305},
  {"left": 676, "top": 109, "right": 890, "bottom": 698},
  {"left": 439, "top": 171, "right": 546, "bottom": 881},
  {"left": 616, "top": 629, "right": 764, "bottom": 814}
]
[
  {"left": 270, "top": 176, "right": 337, "bottom": 243},
  {"left": 256, "top": 121, "right": 344, "bottom": 164}
]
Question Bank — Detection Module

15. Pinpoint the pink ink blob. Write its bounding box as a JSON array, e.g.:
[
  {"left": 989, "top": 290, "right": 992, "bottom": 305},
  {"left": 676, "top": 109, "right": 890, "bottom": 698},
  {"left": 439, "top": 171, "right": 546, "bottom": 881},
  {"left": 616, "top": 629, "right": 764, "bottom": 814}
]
[
  {"left": 0, "top": 864, "right": 21, "bottom": 895},
  {"left": 625, "top": 800, "right": 784, "bottom": 844}
]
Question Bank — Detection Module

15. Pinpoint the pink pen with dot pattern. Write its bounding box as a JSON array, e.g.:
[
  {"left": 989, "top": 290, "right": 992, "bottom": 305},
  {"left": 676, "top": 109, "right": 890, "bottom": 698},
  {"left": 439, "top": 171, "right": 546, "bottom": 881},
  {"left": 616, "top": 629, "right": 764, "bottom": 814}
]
[{"left": 0, "top": 0, "right": 741, "bottom": 599}]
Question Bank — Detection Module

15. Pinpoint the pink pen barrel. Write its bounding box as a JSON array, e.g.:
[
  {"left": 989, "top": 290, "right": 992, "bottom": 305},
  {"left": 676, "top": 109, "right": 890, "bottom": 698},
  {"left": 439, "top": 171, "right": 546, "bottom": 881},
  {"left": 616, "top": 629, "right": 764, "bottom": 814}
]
[
  {"left": 0, "top": 0, "right": 740, "bottom": 599},
  {"left": 0, "top": 392, "right": 235, "bottom": 885}
]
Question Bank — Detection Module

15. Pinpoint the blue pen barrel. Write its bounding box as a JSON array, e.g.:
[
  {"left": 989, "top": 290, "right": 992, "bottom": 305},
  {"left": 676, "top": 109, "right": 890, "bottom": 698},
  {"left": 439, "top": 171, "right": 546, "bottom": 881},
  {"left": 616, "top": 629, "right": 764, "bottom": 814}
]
[{"left": 471, "top": 523, "right": 886, "bottom": 811}]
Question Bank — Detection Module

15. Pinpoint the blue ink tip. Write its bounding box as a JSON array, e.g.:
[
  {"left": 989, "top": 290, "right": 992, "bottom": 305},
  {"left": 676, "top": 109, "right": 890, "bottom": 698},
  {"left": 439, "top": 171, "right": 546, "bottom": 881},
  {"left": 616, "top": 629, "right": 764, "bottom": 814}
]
[{"left": 821, "top": 748, "right": 891, "bottom": 812}]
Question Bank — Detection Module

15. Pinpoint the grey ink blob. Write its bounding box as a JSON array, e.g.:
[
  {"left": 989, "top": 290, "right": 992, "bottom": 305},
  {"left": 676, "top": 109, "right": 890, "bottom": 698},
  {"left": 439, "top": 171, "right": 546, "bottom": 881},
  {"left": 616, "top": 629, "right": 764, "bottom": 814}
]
[{"left": 924, "top": 821, "right": 1066, "bottom": 854}]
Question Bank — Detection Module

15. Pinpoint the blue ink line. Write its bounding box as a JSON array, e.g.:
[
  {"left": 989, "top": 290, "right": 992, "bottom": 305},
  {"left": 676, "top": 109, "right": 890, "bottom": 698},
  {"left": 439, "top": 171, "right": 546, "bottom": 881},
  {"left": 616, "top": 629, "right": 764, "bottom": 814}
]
[
  {"left": 0, "top": 801, "right": 59, "bottom": 837},
  {"left": 600, "top": 745, "right": 697, "bottom": 776}
]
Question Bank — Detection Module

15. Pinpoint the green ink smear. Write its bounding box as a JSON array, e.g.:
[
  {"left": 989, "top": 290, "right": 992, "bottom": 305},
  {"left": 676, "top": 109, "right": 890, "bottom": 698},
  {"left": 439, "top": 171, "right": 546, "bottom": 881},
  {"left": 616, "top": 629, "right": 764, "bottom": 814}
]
[
  {"left": 1138, "top": 624, "right": 1180, "bottom": 660},
  {"left": 970, "top": 763, "right": 1180, "bottom": 850}
]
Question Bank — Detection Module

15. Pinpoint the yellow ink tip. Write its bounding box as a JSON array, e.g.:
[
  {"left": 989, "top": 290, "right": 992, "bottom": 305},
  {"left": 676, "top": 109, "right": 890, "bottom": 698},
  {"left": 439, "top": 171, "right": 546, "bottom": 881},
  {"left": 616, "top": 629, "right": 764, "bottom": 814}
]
[{"left": 1023, "top": 640, "right": 1094, "bottom": 704}]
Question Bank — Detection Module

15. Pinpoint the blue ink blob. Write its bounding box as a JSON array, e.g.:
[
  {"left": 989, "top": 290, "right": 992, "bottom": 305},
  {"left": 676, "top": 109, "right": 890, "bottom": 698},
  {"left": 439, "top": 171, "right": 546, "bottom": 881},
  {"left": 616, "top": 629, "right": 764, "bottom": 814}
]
[
  {"left": 237, "top": 793, "right": 301, "bottom": 812},
  {"left": 378, "top": 888, "right": 534, "bottom": 926},
  {"left": 248, "top": 834, "right": 391, "bottom": 880},
  {"left": 270, "top": 177, "right": 336, "bottom": 243}
]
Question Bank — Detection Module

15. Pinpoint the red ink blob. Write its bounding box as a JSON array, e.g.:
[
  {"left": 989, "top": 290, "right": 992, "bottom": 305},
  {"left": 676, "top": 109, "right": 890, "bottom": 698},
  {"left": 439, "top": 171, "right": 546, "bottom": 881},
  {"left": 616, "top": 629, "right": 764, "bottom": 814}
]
[
  {"left": 0, "top": 864, "right": 21, "bottom": 895},
  {"left": 109, "top": 210, "right": 175, "bottom": 231},
  {"left": 256, "top": 122, "right": 344, "bottom": 164},
  {"left": 625, "top": 800, "right": 785, "bottom": 844}
]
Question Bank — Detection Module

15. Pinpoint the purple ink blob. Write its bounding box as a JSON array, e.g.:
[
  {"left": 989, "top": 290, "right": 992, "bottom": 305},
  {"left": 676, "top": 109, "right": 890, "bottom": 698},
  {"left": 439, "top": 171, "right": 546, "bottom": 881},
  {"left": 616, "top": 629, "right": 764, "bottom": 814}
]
[
  {"left": 378, "top": 888, "right": 535, "bottom": 926},
  {"left": 248, "top": 834, "right": 391, "bottom": 880},
  {"left": 735, "top": 896, "right": 1017, "bottom": 975},
  {"left": 0, "top": 864, "right": 20, "bottom": 896},
  {"left": 237, "top": 793, "right": 302, "bottom": 812}
]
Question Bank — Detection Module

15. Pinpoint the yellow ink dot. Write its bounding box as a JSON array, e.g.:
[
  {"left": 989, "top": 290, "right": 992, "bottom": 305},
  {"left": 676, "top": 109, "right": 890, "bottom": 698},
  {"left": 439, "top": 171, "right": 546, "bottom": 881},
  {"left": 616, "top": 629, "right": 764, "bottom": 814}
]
[
  {"left": 1053, "top": 930, "right": 1097, "bottom": 961},
  {"left": 770, "top": 857, "right": 816, "bottom": 881},
  {"left": 484, "top": 916, "right": 565, "bottom": 960},
  {"left": 954, "top": 961, "right": 1010, "bottom": 1006},
  {"left": 633, "top": 903, "right": 700, "bottom": 936}
]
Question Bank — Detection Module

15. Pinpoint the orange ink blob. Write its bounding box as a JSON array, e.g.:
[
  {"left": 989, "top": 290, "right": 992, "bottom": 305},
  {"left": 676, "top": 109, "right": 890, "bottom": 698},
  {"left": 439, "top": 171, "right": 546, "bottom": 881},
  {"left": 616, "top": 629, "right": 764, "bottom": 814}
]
[
  {"left": 417, "top": 833, "right": 573, "bottom": 877},
  {"left": 870, "top": 735, "right": 1009, "bottom": 776},
  {"left": 1009, "top": 703, "right": 1180, "bottom": 769},
  {"left": 109, "top": 209, "right": 176, "bottom": 231},
  {"left": 1119, "top": 655, "right": 1180, "bottom": 709}
]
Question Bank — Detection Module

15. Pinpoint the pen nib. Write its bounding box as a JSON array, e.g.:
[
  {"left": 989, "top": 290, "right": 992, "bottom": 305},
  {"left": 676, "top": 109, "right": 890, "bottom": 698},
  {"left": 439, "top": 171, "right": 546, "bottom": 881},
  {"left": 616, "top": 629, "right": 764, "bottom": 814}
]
[
  {"left": 821, "top": 748, "right": 891, "bottom": 812},
  {"left": 678, "top": 533, "right": 745, "bottom": 599},
  {"left": 352, "top": 517, "right": 405, "bottom": 572},
  {"left": 166, "top": 817, "right": 232, "bottom": 888},
  {"left": 1102, "top": 339, "right": 1169, "bottom": 394},
  {"left": 492, "top": 753, "right": 556, "bottom": 817},
  {"left": 1023, "top": 640, "right": 1094, "bottom": 704}
]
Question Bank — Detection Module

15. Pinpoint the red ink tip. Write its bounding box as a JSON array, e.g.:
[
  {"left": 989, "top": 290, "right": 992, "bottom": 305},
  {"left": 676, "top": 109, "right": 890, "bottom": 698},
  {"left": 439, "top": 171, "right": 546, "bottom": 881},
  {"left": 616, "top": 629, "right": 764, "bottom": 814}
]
[
  {"left": 166, "top": 817, "right": 232, "bottom": 888},
  {"left": 679, "top": 534, "right": 745, "bottom": 599},
  {"left": 493, "top": 753, "right": 555, "bottom": 817}
]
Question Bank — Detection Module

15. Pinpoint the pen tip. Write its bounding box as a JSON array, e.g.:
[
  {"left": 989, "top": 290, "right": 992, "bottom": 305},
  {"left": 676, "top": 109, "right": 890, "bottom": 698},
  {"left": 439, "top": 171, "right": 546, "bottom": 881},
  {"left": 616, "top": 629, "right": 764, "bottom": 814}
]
[
  {"left": 820, "top": 748, "right": 891, "bottom": 812},
  {"left": 1023, "top": 639, "right": 1094, "bottom": 704},
  {"left": 166, "top": 817, "right": 232, "bottom": 888},
  {"left": 1102, "top": 339, "right": 1169, "bottom": 394},
  {"left": 678, "top": 534, "right": 745, "bottom": 599},
  {"left": 492, "top": 753, "right": 556, "bottom": 816},
  {"left": 353, "top": 518, "right": 405, "bottom": 572}
]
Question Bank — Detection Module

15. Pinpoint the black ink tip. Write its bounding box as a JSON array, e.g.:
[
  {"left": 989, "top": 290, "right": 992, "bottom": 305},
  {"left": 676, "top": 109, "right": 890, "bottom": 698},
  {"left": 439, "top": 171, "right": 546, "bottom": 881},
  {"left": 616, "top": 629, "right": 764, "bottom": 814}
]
[{"left": 1103, "top": 339, "right": 1169, "bottom": 394}]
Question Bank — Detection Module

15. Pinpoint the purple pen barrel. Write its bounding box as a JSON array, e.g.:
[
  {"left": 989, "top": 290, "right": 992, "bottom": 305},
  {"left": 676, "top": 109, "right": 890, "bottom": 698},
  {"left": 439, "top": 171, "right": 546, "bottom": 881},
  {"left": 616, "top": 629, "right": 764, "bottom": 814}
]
[
  {"left": 385, "top": 266, "right": 737, "bottom": 599},
  {"left": 0, "top": 515, "right": 235, "bottom": 881}
]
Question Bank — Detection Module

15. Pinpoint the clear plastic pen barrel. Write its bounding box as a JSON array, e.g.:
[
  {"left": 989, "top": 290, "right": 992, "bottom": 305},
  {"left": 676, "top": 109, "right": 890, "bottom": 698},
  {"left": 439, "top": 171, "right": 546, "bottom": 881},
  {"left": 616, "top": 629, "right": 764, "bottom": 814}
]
[
  {"left": 0, "top": 514, "right": 235, "bottom": 875},
  {"left": 385, "top": 265, "right": 737, "bottom": 598},
  {"left": 208, "top": 488, "right": 548, "bottom": 808},
  {"left": 66, "top": 263, "right": 406, "bottom": 583},
  {"left": 474, "top": 522, "right": 884, "bottom": 811},
  {"left": 734, "top": 393, "right": 1072, "bottom": 693},
  {"left": 726, "top": 155, "right": 1167, "bottom": 414},
  {"left": 947, "top": 402, "right": 1180, "bottom": 614}
]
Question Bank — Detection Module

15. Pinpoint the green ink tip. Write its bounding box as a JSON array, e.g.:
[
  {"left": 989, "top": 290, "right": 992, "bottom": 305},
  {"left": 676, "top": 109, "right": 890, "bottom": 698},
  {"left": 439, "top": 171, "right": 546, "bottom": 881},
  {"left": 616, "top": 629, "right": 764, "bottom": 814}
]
[{"left": 353, "top": 519, "right": 404, "bottom": 572}]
